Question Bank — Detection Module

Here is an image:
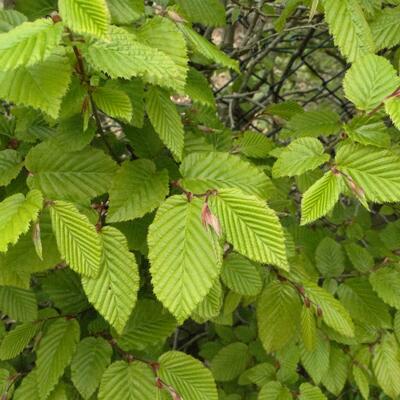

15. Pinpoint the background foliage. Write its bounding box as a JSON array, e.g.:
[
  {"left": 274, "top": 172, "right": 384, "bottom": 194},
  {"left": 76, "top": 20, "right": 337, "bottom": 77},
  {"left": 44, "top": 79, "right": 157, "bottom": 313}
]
[{"left": 0, "top": 0, "right": 400, "bottom": 399}]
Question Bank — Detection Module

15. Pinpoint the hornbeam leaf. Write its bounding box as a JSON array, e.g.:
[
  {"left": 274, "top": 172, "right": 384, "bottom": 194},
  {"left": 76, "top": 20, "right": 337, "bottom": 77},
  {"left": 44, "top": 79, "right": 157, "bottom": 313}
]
[
  {"left": 322, "top": 0, "right": 375, "bottom": 62},
  {"left": 370, "top": 266, "right": 400, "bottom": 310},
  {"left": 372, "top": 333, "right": 400, "bottom": 399},
  {"left": 107, "top": 159, "right": 169, "bottom": 223},
  {"left": 299, "top": 383, "right": 327, "bottom": 400},
  {"left": 0, "top": 286, "right": 37, "bottom": 322},
  {"left": 107, "top": 0, "right": 144, "bottom": 24},
  {"left": 49, "top": 201, "right": 102, "bottom": 278},
  {"left": 0, "top": 9, "right": 27, "bottom": 32},
  {"left": 148, "top": 196, "right": 222, "bottom": 322},
  {"left": 0, "top": 149, "right": 23, "bottom": 187},
  {"left": 259, "top": 381, "right": 292, "bottom": 400},
  {"left": 181, "top": 152, "right": 273, "bottom": 199},
  {"left": 272, "top": 137, "right": 329, "bottom": 178},
  {"left": 209, "top": 189, "right": 288, "bottom": 270},
  {"left": 257, "top": 281, "right": 301, "bottom": 352},
  {"left": 371, "top": 6, "right": 400, "bottom": 51},
  {"left": 159, "top": 351, "right": 218, "bottom": 400},
  {"left": 146, "top": 86, "right": 184, "bottom": 161},
  {"left": 98, "top": 361, "right": 157, "bottom": 400},
  {"left": 321, "top": 346, "right": 349, "bottom": 396},
  {"left": 59, "top": 0, "right": 110, "bottom": 39},
  {"left": 71, "top": 337, "right": 112, "bottom": 400},
  {"left": 0, "top": 50, "right": 73, "bottom": 119},
  {"left": 26, "top": 141, "right": 118, "bottom": 203},
  {"left": 385, "top": 96, "right": 400, "bottom": 130},
  {"left": 82, "top": 226, "right": 140, "bottom": 333},
  {"left": 36, "top": 318, "right": 80, "bottom": 400},
  {"left": 192, "top": 279, "right": 223, "bottom": 322},
  {"left": 176, "top": 0, "right": 226, "bottom": 27},
  {"left": 335, "top": 143, "right": 400, "bottom": 202},
  {"left": 343, "top": 54, "right": 400, "bottom": 111},
  {"left": 85, "top": 26, "right": 181, "bottom": 91},
  {"left": 0, "top": 190, "right": 43, "bottom": 253},
  {"left": 0, "top": 18, "right": 63, "bottom": 70},
  {"left": 301, "top": 171, "right": 342, "bottom": 225}
]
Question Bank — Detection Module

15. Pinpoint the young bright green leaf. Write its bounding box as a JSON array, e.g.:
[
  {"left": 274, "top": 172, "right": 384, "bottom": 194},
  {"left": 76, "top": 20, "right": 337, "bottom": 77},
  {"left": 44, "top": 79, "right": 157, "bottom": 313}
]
[
  {"left": 192, "top": 279, "right": 223, "bottom": 322},
  {"left": 385, "top": 96, "right": 400, "bottom": 130},
  {"left": 181, "top": 152, "right": 273, "bottom": 199},
  {"left": 92, "top": 85, "right": 133, "bottom": 122},
  {"left": 315, "top": 237, "right": 345, "bottom": 278},
  {"left": 0, "top": 50, "right": 73, "bottom": 118},
  {"left": 0, "top": 190, "right": 43, "bottom": 253},
  {"left": 299, "top": 383, "right": 327, "bottom": 400},
  {"left": 257, "top": 281, "right": 301, "bottom": 352},
  {"left": 343, "top": 54, "right": 400, "bottom": 111},
  {"left": 236, "top": 131, "right": 274, "bottom": 159},
  {"left": 118, "top": 299, "right": 176, "bottom": 352},
  {"left": 82, "top": 226, "right": 139, "bottom": 334},
  {"left": 322, "top": 0, "right": 375, "bottom": 61},
  {"left": 71, "top": 337, "right": 112, "bottom": 400},
  {"left": 59, "top": 0, "right": 110, "bottom": 38},
  {"left": 211, "top": 343, "right": 250, "bottom": 382},
  {"left": 0, "top": 286, "right": 37, "bottom": 321},
  {"left": 371, "top": 6, "right": 400, "bottom": 51},
  {"left": 185, "top": 67, "right": 216, "bottom": 109},
  {"left": 26, "top": 142, "right": 118, "bottom": 203},
  {"left": 0, "top": 321, "right": 39, "bottom": 360},
  {"left": 259, "top": 381, "right": 292, "bottom": 400},
  {"left": 0, "top": 18, "right": 63, "bottom": 71},
  {"left": 107, "top": 159, "right": 169, "bottom": 223},
  {"left": 370, "top": 266, "right": 400, "bottom": 309},
  {"left": 0, "top": 9, "right": 27, "bottom": 32},
  {"left": 344, "top": 117, "right": 391, "bottom": 148},
  {"left": 353, "top": 364, "right": 370, "bottom": 400},
  {"left": 176, "top": 0, "right": 226, "bottom": 27},
  {"left": 146, "top": 86, "right": 184, "bottom": 161},
  {"left": 107, "top": 0, "right": 144, "bottom": 24},
  {"left": 272, "top": 137, "right": 329, "bottom": 178},
  {"left": 300, "top": 306, "right": 317, "bottom": 352},
  {"left": 372, "top": 333, "right": 400, "bottom": 399},
  {"left": 321, "top": 346, "right": 349, "bottom": 396},
  {"left": 36, "top": 318, "right": 80, "bottom": 400},
  {"left": 221, "top": 253, "right": 262, "bottom": 296},
  {"left": 335, "top": 143, "right": 400, "bottom": 202},
  {"left": 98, "top": 360, "right": 157, "bottom": 400},
  {"left": 210, "top": 189, "right": 288, "bottom": 270},
  {"left": 148, "top": 196, "right": 222, "bottom": 322},
  {"left": 49, "top": 201, "right": 102, "bottom": 278},
  {"left": 0, "top": 149, "right": 23, "bottom": 186},
  {"left": 159, "top": 351, "right": 218, "bottom": 399}
]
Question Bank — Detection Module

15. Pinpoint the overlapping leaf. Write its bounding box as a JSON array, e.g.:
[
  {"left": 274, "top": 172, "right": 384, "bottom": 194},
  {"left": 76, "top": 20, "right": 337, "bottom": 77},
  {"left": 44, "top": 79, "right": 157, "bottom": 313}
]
[
  {"left": 176, "top": 0, "right": 226, "bottom": 26},
  {"left": 0, "top": 286, "right": 37, "bottom": 321},
  {"left": 0, "top": 149, "right": 23, "bottom": 186}
]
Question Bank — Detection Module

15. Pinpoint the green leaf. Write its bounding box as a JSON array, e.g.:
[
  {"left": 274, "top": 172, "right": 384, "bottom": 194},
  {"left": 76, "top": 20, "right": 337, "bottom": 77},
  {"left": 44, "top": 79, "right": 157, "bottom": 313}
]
[
  {"left": 82, "top": 226, "right": 139, "bottom": 334},
  {"left": 148, "top": 196, "right": 222, "bottom": 322},
  {"left": 98, "top": 360, "right": 157, "bottom": 400},
  {"left": 118, "top": 299, "right": 176, "bottom": 352},
  {"left": 0, "top": 149, "right": 23, "bottom": 186},
  {"left": 107, "top": 160, "right": 169, "bottom": 223},
  {"left": 176, "top": 0, "right": 226, "bottom": 26},
  {"left": 0, "top": 18, "right": 63, "bottom": 71},
  {"left": 299, "top": 383, "right": 327, "bottom": 400},
  {"left": 178, "top": 23, "right": 239, "bottom": 71},
  {"left": 301, "top": 171, "right": 342, "bottom": 225},
  {"left": 159, "top": 351, "right": 218, "bottom": 399},
  {"left": 221, "top": 253, "right": 262, "bottom": 296},
  {"left": 273, "top": 138, "right": 329, "bottom": 178},
  {"left": 236, "top": 131, "right": 273, "bottom": 159},
  {"left": 385, "top": 96, "right": 400, "bottom": 130},
  {"left": 372, "top": 333, "right": 400, "bottom": 399},
  {"left": 211, "top": 343, "right": 250, "bottom": 382},
  {"left": 0, "top": 9, "right": 27, "bottom": 32},
  {"left": 146, "top": 86, "right": 184, "bottom": 161},
  {"left": 181, "top": 152, "right": 273, "bottom": 199},
  {"left": 0, "top": 190, "right": 43, "bottom": 253},
  {"left": 300, "top": 306, "right": 317, "bottom": 352},
  {"left": 322, "top": 0, "right": 375, "bottom": 61},
  {"left": 0, "top": 50, "right": 73, "bottom": 118},
  {"left": 36, "top": 318, "right": 80, "bottom": 400},
  {"left": 107, "top": 0, "right": 144, "bottom": 24},
  {"left": 85, "top": 26, "right": 181, "bottom": 91},
  {"left": 209, "top": 189, "right": 288, "bottom": 270},
  {"left": 343, "top": 54, "right": 400, "bottom": 111},
  {"left": 371, "top": 6, "right": 400, "bottom": 51},
  {"left": 353, "top": 364, "right": 370, "bottom": 400},
  {"left": 258, "top": 381, "right": 292, "bottom": 400},
  {"left": 0, "top": 321, "right": 39, "bottom": 360},
  {"left": 136, "top": 16, "right": 188, "bottom": 92},
  {"left": 304, "top": 281, "right": 354, "bottom": 337},
  {"left": 59, "top": 0, "right": 110, "bottom": 38},
  {"left": 286, "top": 109, "right": 341, "bottom": 138},
  {"left": 344, "top": 243, "right": 374, "bottom": 273},
  {"left": 370, "top": 266, "right": 400, "bottom": 309},
  {"left": 185, "top": 67, "right": 216, "bottom": 109},
  {"left": 71, "top": 337, "right": 112, "bottom": 400},
  {"left": 92, "top": 85, "right": 133, "bottom": 122},
  {"left": 321, "top": 346, "right": 349, "bottom": 396},
  {"left": 50, "top": 201, "right": 102, "bottom": 278},
  {"left": 315, "top": 237, "right": 344, "bottom": 278},
  {"left": 26, "top": 142, "right": 118, "bottom": 203},
  {"left": 192, "top": 279, "right": 223, "bottom": 322},
  {"left": 335, "top": 143, "right": 400, "bottom": 202},
  {"left": 257, "top": 281, "right": 301, "bottom": 352}
]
